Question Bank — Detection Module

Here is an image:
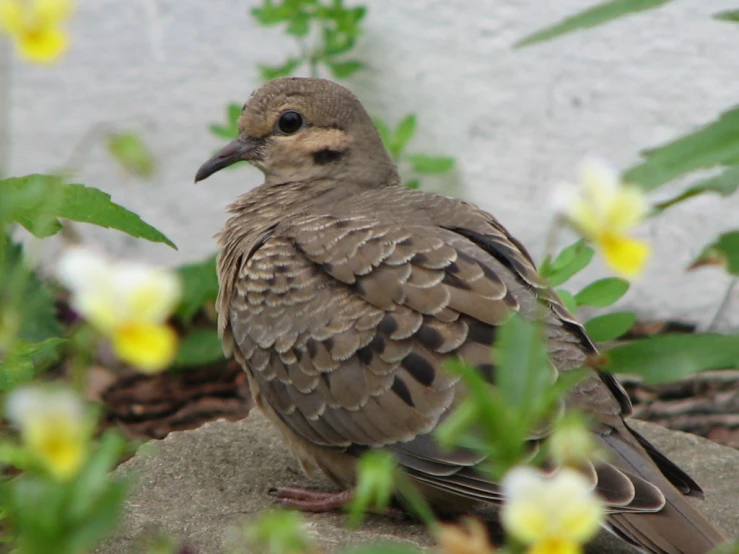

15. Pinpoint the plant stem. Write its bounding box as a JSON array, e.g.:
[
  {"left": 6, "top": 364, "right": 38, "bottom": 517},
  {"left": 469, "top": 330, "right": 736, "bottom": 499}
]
[{"left": 707, "top": 278, "right": 737, "bottom": 332}]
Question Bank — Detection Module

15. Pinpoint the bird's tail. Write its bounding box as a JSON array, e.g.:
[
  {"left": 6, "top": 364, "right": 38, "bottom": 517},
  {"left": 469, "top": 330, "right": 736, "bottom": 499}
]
[{"left": 601, "top": 423, "right": 727, "bottom": 554}]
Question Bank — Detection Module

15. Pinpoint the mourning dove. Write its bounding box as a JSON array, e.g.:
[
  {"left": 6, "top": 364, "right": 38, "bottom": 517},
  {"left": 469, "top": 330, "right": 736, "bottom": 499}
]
[{"left": 195, "top": 77, "right": 727, "bottom": 554}]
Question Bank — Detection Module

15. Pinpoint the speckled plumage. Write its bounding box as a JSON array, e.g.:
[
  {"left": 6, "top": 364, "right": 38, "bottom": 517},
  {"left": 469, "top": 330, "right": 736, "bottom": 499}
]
[{"left": 195, "top": 77, "right": 727, "bottom": 554}]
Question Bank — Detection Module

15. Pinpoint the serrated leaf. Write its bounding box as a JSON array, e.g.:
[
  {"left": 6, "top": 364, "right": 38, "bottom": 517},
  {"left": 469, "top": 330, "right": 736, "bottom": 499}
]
[
  {"left": 604, "top": 333, "right": 739, "bottom": 384},
  {"left": 106, "top": 131, "right": 156, "bottom": 179},
  {"left": 1, "top": 240, "right": 62, "bottom": 345},
  {"left": 584, "top": 311, "right": 635, "bottom": 342},
  {"left": 391, "top": 114, "right": 417, "bottom": 159},
  {"left": 714, "top": 9, "right": 739, "bottom": 23},
  {"left": 575, "top": 277, "right": 630, "bottom": 307},
  {"left": 327, "top": 59, "right": 364, "bottom": 78},
  {"left": 689, "top": 231, "right": 739, "bottom": 275},
  {"left": 652, "top": 165, "right": 739, "bottom": 213},
  {"left": 545, "top": 242, "right": 595, "bottom": 287},
  {"left": 175, "top": 255, "right": 219, "bottom": 321},
  {"left": 259, "top": 57, "right": 303, "bottom": 80},
  {"left": 173, "top": 328, "right": 225, "bottom": 368},
  {"left": 515, "top": 0, "right": 674, "bottom": 48},
  {"left": 624, "top": 104, "right": 739, "bottom": 191},
  {"left": 407, "top": 154, "right": 455, "bottom": 174},
  {"left": 0, "top": 338, "right": 66, "bottom": 392},
  {"left": 0, "top": 175, "right": 176, "bottom": 248}
]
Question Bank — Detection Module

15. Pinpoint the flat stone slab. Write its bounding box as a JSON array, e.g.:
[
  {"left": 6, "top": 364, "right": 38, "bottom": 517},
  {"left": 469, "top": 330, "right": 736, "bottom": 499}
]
[{"left": 97, "top": 413, "right": 737, "bottom": 553}]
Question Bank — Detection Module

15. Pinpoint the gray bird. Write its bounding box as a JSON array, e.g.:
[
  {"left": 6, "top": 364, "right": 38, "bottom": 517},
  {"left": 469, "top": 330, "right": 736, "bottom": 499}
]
[{"left": 195, "top": 77, "right": 728, "bottom": 554}]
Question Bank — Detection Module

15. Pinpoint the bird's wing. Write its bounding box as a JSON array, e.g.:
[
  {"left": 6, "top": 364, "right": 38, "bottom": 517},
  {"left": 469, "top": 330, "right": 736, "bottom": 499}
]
[{"left": 219, "top": 206, "right": 689, "bottom": 517}]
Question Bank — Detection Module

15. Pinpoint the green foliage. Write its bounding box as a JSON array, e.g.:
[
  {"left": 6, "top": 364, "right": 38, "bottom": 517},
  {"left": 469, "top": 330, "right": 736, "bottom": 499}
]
[
  {"left": 515, "top": 0, "right": 675, "bottom": 48},
  {"left": 584, "top": 311, "right": 636, "bottom": 342},
  {"left": 4, "top": 431, "right": 129, "bottom": 554},
  {"left": 173, "top": 328, "right": 225, "bottom": 368},
  {"left": 714, "top": 9, "right": 739, "bottom": 23},
  {"left": 243, "top": 509, "right": 315, "bottom": 554},
  {"left": 251, "top": 0, "right": 367, "bottom": 80},
  {"left": 174, "top": 255, "right": 219, "bottom": 321},
  {"left": 604, "top": 334, "right": 739, "bottom": 384},
  {"left": 690, "top": 231, "right": 739, "bottom": 276},
  {"left": 652, "top": 165, "right": 739, "bottom": 213},
  {"left": 0, "top": 338, "right": 67, "bottom": 392},
  {"left": 624, "top": 105, "right": 739, "bottom": 192},
  {"left": 0, "top": 174, "right": 176, "bottom": 248},
  {"left": 574, "top": 277, "right": 630, "bottom": 308},
  {"left": 209, "top": 103, "right": 242, "bottom": 141},
  {"left": 348, "top": 450, "right": 396, "bottom": 527},
  {"left": 106, "top": 131, "right": 156, "bottom": 179},
  {"left": 539, "top": 239, "right": 595, "bottom": 287},
  {"left": 437, "top": 315, "right": 579, "bottom": 477}
]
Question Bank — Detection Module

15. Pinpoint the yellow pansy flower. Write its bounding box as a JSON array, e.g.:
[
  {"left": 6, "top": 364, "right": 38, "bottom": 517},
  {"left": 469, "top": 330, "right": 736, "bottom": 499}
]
[
  {"left": 57, "top": 247, "right": 182, "bottom": 373},
  {"left": 501, "top": 466, "right": 603, "bottom": 554},
  {"left": 0, "top": 0, "right": 73, "bottom": 64},
  {"left": 554, "top": 158, "right": 650, "bottom": 278},
  {"left": 6, "top": 386, "right": 88, "bottom": 480}
]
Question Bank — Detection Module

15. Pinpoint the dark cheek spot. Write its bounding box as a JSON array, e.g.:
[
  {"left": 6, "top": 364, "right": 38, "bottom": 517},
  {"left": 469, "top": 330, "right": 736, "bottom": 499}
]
[{"left": 312, "top": 148, "right": 346, "bottom": 165}]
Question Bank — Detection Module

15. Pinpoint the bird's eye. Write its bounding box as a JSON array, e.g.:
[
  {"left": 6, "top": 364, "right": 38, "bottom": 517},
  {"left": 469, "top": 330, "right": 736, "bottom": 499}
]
[{"left": 277, "top": 110, "right": 304, "bottom": 134}]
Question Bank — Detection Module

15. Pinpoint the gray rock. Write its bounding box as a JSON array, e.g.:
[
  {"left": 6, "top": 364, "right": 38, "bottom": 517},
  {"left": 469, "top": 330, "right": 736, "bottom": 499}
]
[{"left": 98, "top": 414, "right": 737, "bottom": 554}]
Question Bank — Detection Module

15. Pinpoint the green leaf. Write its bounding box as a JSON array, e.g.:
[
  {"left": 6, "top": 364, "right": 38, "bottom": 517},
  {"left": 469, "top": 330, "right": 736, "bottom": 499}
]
[
  {"left": 624, "top": 104, "right": 739, "bottom": 191},
  {"left": 540, "top": 239, "right": 585, "bottom": 277},
  {"left": 544, "top": 242, "right": 595, "bottom": 287},
  {"left": 689, "top": 231, "right": 739, "bottom": 275},
  {"left": 258, "top": 57, "right": 303, "bottom": 80},
  {"left": 327, "top": 59, "right": 364, "bottom": 78},
  {"left": 322, "top": 27, "right": 356, "bottom": 56},
  {"left": 556, "top": 288, "right": 578, "bottom": 313},
  {"left": 0, "top": 338, "right": 66, "bottom": 392},
  {"left": 106, "top": 131, "right": 155, "bottom": 179},
  {"left": 604, "top": 333, "right": 739, "bottom": 384},
  {"left": 714, "top": 9, "right": 739, "bottom": 23},
  {"left": 208, "top": 124, "right": 236, "bottom": 140},
  {"left": 391, "top": 114, "right": 417, "bottom": 159},
  {"left": 407, "top": 154, "right": 455, "bottom": 174},
  {"left": 173, "top": 328, "right": 225, "bottom": 368},
  {"left": 1, "top": 239, "right": 62, "bottom": 345},
  {"left": 584, "top": 311, "right": 635, "bottom": 342},
  {"left": 251, "top": 4, "right": 290, "bottom": 25},
  {"left": 286, "top": 13, "right": 311, "bottom": 37},
  {"left": 575, "top": 277, "right": 630, "bottom": 307},
  {"left": 515, "top": 0, "right": 674, "bottom": 48},
  {"left": 348, "top": 451, "right": 396, "bottom": 527},
  {"left": 652, "top": 165, "right": 739, "bottom": 213},
  {"left": 403, "top": 179, "right": 420, "bottom": 190},
  {"left": 175, "top": 255, "right": 219, "bottom": 321},
  {"left": 244, "top": 509, "right": 315, "bottom": 554},
  {"left": 0, "top": 175, "right": 176, "bottom": 248}
]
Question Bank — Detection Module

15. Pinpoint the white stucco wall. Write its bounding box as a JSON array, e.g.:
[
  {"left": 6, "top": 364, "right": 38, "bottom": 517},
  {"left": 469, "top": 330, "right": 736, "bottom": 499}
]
[{"left": 4, "top": 0, "right": 739, "bottom": 330}]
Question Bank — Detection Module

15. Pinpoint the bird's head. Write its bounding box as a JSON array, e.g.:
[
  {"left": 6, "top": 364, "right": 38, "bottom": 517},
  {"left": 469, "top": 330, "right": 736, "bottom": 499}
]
[{"left": 195, "top": 77, "right": 397, "bottom": 186}]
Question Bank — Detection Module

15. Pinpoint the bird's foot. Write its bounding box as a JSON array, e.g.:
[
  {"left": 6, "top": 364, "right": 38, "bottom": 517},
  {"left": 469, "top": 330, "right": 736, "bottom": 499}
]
[
  {"left": 267, "top": 486, "right": 406, "bottom": 520},
  {"left": 268, "top": 486, "right": 354, "bottom": 513}
]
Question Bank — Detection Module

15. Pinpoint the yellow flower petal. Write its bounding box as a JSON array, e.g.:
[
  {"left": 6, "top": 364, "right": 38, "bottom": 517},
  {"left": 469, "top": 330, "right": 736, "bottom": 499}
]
[
  {"left": 113, "top": 265, "right": 182, "bottom": 323},
  {"left": 6, "top": 386, "right": 88, "bottom": 480},
  {"left": 16, "top": 23, "right": 67, "bottom": 63},
  {"left": 529, "top": 538, "right": 581, "bottom": 554},
  {"left": 599, "top": 232, "right": 650, "bottom": 278},
  {"left": 605, "top": 186, "right": 650, "bottom": 233},
  {"left": 112, "top": 322, "right": 178, "bottom": 373},
  {"left": 0, "top": 1, "right": 23, "bottom": 34}
]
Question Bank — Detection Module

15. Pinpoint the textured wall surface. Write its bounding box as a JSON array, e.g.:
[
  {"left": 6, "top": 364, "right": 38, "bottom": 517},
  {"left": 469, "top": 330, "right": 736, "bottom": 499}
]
[{"left": 6, "top": 0, "right": 739, "bottom": 329}]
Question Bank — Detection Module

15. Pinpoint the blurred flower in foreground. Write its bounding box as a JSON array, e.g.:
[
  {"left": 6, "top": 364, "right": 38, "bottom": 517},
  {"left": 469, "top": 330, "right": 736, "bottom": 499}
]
[
  {"left": 58, "top": 247, "right": 181, "bottom": 373},
  {"left": 547, "top": 413, "right": 600, "bottom": 469},
  {"left": 553, "top": 158, "right": 650, "bottom": 278},
  {"left": 0, "top": 0, "right": 73, "bottom": 64},
  {"left": 501, "top": 466, "right": 603, "bottom": 554},
  {"left": 6, "top": 386, "right": 88, "bottom": 480},
  {"left": 436, "top": 517, "right": 495, "bottom": 554}
]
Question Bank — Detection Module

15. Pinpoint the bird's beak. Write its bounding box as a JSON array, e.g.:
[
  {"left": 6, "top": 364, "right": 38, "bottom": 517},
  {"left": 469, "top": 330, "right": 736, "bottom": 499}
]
[{"left": 194, "top": 136, "right": 263, "bottom": 182}]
